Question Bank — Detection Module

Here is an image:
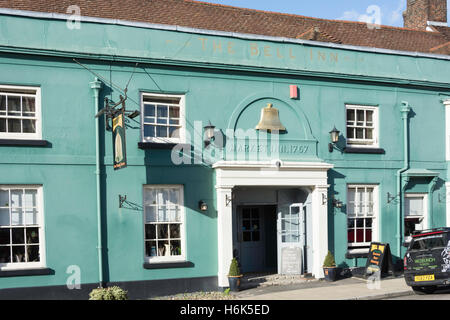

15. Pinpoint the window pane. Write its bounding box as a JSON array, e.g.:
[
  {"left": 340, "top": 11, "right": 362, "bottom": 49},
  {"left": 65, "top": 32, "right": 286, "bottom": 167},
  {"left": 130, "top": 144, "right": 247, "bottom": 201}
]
[
  {"left": 168, "top": 189, "right": 179, "bottom": 206},
  {"left": 156, "top": 125, "right": 168, "bottom": 138},
  {"left": 0, "top": 95, "right": 5, "bottom": 114},
  {"left": 356, "top": 229, "right": 364, "bottom": 242},
  {"left": 0, "top": 228, "right": 10, "bottom": 244},
  {"left": 144, "top": 104, "right": 155, "bottom": 117},
  {"left": 356, "top": 128, "right": 364, "bottom": 139},
  {"left": 243, "top": 219, "right": 250, "bottom": 231},
  {"left": 169, "top": 126, "right": 180, "bottom": 138},
  {"left": 169, "top": 107, "right": 179, "bottom": 118},
  {"left": 347, "top": 109, "right": 355, "bottom": 123},
  {"left": 25, "top": 209, "right": 38, "bottom": 225},
  {"left": 366, "top": 229, "right": 372, "bottom": 242},
  {"left": 10, "top": 190, "right": 22, "bottom": 208},
  {"left": 157, "top": 117, "right": 167, "bottom": 125},
  {"left": 7, "top": 96, "right": 20, "bottom": 114},
  {"left": 158, "top": 224, "right": 168, "bottom": 239},
  {"left": 144, "top": 124, "right": 155, "bottom": 138},
  {"left": 169, "top": 224, "right": 180, "bottom": 238},
  {"left": 0, "top": 209, "right": 8, "bottom": 226},
  {"left": 26, "top": 228, "right": 39, "bottom": 244},
  {"left": 347, "top": 219, "right": 355, "bottom": 228},
  {"left": 144, "top": 189, "right": 157, "bottom": 205},
  {"left": 12, "top": 228, "right": 24, "bottom": 244},
  {"left": 170, "top": 240, "right": 181, "bottom": 256},
  {"left": 145, "top": 206, "right": 156, "bottom": 223},
  {"left": 146, "top": 241, "right": 157, "bottom": 257},
  {"left": 0, "top": 246, "right": 11, "bottom": 263},
  {"left": 22, "top": 97, "right": 35, "bottom": 116},
  {"left": 252, "top": 231, "right": 260, "bottom": 241},
  {"left": 145, "top": 224, "right": 156, "bottom": 240},
  {"left": 158, "top": 240, "right": 169, "bottom": 256},
  {"left": 366, "top": 110, "right": 373, "bottom": 124},
  {"left": 356, "top": 110, "right": 364, "bottom": 123},
  {"left": 8, "top": 119, "right": 21, "bottom": 132},
  {"left": 22, "top": 119, "right": 36, "bottom": 133},
  {"left": 157, "top": 105, "right": 168, "bottom": 118},
  {"left": 12, "top": 245, "right": 25, "bottom": 262},
  {"left": 243, "top": 231, "right": 251, "bottom": 242},
  {"left": 11, "top": 208, "right": 23, "bottom": 225},
  {"left": 356, "top": 218, "right": 364, "bottom": 228},
  {"left": 24, "top": 189, "right": 37, "bottom": 208},
  {"left": 0, "top": 118, "right": 5, "bottom": 132},
  {"left": 27, "top": 245, "right": 39, "bottom": 262},
  {"left": 366, "top": 128, "right": 373, "bottom": 139},
  {"left": 347, "top": 127, "right": 354, "bottom": 139}
]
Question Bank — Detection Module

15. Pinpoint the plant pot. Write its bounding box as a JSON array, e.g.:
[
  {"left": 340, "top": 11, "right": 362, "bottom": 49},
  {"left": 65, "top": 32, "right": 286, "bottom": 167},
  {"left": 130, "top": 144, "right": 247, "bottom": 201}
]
[
  {"left": 228, "top": 275, "right": 242, "bottom": 292},
  {"left": 323, "top": 267, "right": 337, "bottom": 281}
]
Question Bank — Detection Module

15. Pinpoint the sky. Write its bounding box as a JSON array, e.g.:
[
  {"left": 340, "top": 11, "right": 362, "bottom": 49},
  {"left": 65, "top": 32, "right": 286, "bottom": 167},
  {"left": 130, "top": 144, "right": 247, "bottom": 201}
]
[{"left": 200, "top": 0, "right": 450, "bottom": 27}]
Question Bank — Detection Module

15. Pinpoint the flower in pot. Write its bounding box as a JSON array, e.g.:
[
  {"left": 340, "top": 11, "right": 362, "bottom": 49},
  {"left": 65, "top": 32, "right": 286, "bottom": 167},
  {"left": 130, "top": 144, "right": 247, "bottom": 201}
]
[
  {"left": 323, "top": 250, "right": 337, "bottom": 282},
  {"left": 227, "top": 258, "right": 243, "bottom": 292}
]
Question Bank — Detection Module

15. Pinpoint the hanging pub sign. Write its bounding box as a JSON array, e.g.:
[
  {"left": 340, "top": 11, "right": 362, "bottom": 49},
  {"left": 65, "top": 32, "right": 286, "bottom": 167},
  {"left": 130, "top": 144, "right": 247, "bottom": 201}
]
[
  {"left": 365, "top": 242, "right": 396, "bottom": 278},
  {"left": 112, "top": 109, "right": 127, "bottom": 170}
]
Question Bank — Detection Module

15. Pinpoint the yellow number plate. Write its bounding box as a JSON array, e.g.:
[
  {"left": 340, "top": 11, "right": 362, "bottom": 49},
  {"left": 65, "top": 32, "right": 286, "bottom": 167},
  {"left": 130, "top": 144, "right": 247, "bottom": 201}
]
[{"left": 414, "top": 275, "right": 435, "bottom": 282}]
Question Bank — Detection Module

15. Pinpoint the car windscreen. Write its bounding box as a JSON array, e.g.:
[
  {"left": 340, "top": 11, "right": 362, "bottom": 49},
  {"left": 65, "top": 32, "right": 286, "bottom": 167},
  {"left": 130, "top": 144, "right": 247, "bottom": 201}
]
[{"left": 410, "top": 234, "right": 446, "bottom": 250}]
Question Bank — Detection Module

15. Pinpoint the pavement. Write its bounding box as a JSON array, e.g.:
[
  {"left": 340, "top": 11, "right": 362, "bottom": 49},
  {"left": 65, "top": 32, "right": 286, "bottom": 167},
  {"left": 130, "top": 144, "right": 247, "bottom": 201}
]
[{"left": 234, "top": 275, "right": 415, "bottom": 300}]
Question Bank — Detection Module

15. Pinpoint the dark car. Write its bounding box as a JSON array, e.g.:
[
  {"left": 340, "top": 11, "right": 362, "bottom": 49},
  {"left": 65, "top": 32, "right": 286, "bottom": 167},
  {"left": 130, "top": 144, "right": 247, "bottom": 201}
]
[{"left": 403, "top": 228, "right": 450, "bottom": 294}]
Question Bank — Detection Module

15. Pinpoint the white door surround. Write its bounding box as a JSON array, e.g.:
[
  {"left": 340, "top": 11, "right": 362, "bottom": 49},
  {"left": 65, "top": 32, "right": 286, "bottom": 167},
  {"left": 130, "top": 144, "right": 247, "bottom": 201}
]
[{"left": 213, "top": 160, "right": 333, "bottom": 287}]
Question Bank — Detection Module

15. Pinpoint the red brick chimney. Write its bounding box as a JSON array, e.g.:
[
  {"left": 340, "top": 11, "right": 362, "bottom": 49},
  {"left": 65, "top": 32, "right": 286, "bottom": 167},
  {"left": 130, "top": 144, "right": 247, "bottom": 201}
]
[{"left": 403, "top": 0, "right": 447, "bottom": 30}]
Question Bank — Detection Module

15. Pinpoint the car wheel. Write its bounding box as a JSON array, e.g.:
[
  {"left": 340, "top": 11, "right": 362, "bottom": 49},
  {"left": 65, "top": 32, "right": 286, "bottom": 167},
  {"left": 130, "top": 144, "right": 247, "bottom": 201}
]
[{"left": 412, "top": 286, "right": 436, "bottom": 295}]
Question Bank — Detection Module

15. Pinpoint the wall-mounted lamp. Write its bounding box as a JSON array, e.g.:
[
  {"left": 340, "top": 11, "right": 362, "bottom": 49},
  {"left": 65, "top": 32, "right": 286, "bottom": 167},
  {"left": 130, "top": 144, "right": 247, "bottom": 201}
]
[
  {"left": 204, "top": 121, "right": 216, "bottom": 147},
  {"left": 328, "top": 126, "right": 341, "bottom": 152},
  {"left": 199, "top": 201, "right": 208, "bottom": 211},
  {"left": 332, "top": 198, "right": 343, "bottom": 208}
]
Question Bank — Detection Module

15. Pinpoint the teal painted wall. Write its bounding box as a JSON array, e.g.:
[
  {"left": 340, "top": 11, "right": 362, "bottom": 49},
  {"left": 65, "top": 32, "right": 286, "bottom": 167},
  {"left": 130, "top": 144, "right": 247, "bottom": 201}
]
[{"left": 0, "top": 13, "right": 449, "bottom": 290}]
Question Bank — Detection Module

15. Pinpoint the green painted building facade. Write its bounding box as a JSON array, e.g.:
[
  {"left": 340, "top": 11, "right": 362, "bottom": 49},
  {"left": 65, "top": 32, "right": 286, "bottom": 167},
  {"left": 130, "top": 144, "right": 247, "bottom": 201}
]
[{"left": 0, "top": 10, "right": 449, "bottom": 299}]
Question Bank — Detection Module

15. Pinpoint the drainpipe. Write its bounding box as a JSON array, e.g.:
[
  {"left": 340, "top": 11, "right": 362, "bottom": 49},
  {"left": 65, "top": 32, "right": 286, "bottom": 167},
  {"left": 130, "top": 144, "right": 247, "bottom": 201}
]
[
  {"left": 90, "top": 77, "right": 104, "bottom": 287},
  {"left": 396, "top": 101, "right": 411, "bottom": 257}
]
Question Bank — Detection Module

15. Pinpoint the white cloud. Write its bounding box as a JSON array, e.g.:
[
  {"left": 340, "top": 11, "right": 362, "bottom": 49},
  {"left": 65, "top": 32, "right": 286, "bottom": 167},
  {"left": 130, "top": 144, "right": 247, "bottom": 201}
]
[{"left": 389, "top": 0, "right": 406, "bottom": 25}]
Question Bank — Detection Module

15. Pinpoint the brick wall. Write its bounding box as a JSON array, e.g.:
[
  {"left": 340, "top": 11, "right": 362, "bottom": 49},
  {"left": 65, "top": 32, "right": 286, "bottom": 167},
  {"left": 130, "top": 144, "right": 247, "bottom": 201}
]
[{"left": 403, "top": 0, "right": 447, "bottom": 30}]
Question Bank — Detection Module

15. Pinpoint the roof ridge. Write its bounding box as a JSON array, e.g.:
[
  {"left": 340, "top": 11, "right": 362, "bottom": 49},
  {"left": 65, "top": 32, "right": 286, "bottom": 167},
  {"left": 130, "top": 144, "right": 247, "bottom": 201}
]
[{"left": 183, "top": 0, "right": 448, "bottom": 35}]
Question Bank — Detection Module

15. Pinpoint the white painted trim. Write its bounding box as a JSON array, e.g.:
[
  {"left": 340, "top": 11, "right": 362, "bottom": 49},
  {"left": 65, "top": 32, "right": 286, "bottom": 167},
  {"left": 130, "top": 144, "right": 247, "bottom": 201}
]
[
  {"left": 1, "top": 8, "right": 450, "bottom": 61},
  {"left": 445, "top": 100, "right": 450, "bottom": 161},
  {"left": 345, "top": 104, "right": 379, "bottom": 148},
  {"left": 140, "top": 92, "right": 186, "bottom": 144},
  {"left": 215, "top": 160, "right": 333, "bottom": 284},
  {"left": 0, "top": 85, "right": 42, "bottom": 140},
  {"left": 427, "top": 21, "right": 448, "bottom": 27},
  {"left": 142, "top": 184, "right": 186, "bottom": 263},
  {"left": 0, "top": 185, "right": 45, "bottom": 270}
]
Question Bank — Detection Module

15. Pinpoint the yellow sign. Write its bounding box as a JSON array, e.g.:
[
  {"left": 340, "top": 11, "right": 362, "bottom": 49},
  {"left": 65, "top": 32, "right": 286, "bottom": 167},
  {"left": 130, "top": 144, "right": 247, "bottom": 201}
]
[{"left": 414, "top": 275, "right": 435, "bottom": 282}]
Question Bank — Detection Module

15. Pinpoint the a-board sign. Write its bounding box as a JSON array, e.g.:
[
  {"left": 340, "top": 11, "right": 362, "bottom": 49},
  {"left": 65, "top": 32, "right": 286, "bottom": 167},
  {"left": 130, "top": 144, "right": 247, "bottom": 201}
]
[
  {"left": 281, "top": 247, "right": 302, "bottom": 275},
  {"left": 365, "top": 242, "right": 395, "bottom": 277},
  {"left": 112, "top": 110, "right": 127, "bottom": 170}
]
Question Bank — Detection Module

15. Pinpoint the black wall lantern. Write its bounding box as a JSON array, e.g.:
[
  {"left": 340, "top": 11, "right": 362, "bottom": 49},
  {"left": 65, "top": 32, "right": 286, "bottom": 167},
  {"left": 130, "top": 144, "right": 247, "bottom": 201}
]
[
  {"left": 204, "top": 121, "right": 216, "bottom": 147},
  {"left": 199, "top": 201, "right": 208, "bottom": 211},
  {"left": 328, "top": 126, "right": 340, "bottom": 152}
]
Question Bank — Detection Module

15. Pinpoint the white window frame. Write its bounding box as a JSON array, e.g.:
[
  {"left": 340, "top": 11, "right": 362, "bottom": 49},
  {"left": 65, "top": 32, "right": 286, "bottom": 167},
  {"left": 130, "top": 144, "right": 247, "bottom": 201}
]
[
  {"left": 0, "top": 185, "right": 46, "bottom": 270},
  {"left": 0, "top": 85, "right": 42, "bottom": 140},
  {"left": 345, "top": 104, "right": 378, "bottom": 148},
  {"left": 347, "top": 184, "right": 379, "bottom": 253},
  {"left": 404, "top": 193, "right": 428, "bottom": 241},
  {"left": 143, "top": 184, "right": 186, "bottom": 263},
  {"left": 140, "top": 92, "right": 186, "bottom": 144}
]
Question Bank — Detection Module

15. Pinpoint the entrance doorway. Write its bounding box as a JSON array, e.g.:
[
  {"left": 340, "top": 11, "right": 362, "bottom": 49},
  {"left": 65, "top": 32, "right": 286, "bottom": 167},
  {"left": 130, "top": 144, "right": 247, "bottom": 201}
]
[{"left": 234, "top": 187, "right": 311, "bottom": 275}]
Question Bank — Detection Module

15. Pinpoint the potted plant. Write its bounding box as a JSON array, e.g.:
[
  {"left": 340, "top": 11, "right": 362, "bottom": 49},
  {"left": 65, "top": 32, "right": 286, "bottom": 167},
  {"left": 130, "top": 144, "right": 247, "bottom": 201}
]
[
  {"left": 227, "top": 258, "right": 243, "bottom": 292},
  {"left": 323, "top": 250, "right": 337, "bottom": 281}
]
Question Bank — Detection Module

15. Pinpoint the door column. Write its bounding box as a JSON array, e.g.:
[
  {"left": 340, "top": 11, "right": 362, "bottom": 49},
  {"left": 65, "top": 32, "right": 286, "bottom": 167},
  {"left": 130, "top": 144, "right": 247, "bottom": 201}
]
[
  {"left": 216, "top": 186, "right": 234, "bottom": 287},
  {"left": 311, "top": 185, "right": 329, "bottom": 278}
]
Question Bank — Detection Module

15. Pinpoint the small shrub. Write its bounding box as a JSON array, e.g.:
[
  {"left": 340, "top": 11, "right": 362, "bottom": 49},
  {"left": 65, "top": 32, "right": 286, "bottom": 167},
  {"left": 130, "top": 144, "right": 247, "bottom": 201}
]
[
  {"left": 89, "top": 286, "right": 128, "bottom": 300},
  {"left": 228, "top": 258, "right": 241, "bottom": 277},
  {"left": 323, "top": 250, "right": 336, "bottom": 268}
]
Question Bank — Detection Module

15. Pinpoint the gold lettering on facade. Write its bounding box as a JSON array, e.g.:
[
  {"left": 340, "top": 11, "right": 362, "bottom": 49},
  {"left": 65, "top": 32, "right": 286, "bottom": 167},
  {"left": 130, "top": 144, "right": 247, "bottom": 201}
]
[
  {"left": 289, "top": 48, "right": 295, "bottom": 59},
  {"left": 317, "top": 51, "right": 326, "bottom": 61},
  {"left": 228, "top": 42, "right": 235, "bottom": 54},
  {"left": 250, "top": 43, "right": 259, "bottom": 56},
  {"left": 276, "top": 48, "right": 284, "bottom": 59},
  {"left": 330, "top": 53, "right": 338, "bottom": 62},
  {"left": 264, "top": 46, "right": 272, "bottom": 57},
  {"left": 198, "top": 37, "right": 207, "bottom": 51},
  {"left": 213, "top": 41, "right": 222, "bottom": 52}
]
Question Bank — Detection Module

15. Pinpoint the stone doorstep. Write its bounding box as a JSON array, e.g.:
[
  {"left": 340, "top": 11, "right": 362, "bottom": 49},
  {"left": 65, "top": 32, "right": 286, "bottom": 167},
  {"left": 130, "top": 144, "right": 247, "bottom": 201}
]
[{"left": 241, "top": 273, "right": 317, "bottom": 288}]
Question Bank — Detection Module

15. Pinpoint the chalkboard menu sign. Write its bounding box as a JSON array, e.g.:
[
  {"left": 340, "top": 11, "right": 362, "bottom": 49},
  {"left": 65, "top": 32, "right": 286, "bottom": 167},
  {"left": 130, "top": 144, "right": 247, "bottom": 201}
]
[{"left": 365, "top": 242, "right": 395, "bottom": 277}]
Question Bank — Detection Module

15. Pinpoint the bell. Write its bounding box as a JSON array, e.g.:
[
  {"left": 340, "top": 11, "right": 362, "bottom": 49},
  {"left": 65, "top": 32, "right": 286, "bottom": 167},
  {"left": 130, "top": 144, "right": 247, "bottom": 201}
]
[{"left": 255, "top": 103, "right": 286, "bottom": 132}]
